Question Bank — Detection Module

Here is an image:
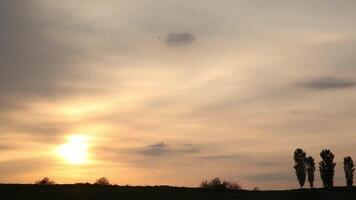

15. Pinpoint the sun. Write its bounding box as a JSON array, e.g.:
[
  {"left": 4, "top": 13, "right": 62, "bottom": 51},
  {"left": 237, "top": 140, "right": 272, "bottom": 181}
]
[{"left": 57, "top": 135, "right": 89, "bottom": 165}]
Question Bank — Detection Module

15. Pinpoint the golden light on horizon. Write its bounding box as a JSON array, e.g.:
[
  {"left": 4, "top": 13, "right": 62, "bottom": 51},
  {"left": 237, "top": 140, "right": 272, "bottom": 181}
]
[{"left": 57, "top": 135, "right": 90, "bottom": 165}]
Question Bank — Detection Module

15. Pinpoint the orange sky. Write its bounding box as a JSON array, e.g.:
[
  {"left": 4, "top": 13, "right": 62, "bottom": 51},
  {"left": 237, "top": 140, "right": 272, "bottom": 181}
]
[{"left": 1, "top": 0, "right": 356, "bottom": 189}]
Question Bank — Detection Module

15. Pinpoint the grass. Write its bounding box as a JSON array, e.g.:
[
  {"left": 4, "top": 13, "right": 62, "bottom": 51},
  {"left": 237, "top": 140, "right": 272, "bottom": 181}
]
[{"left": 1, "top": 184, "right": 356, "bottom": 200}]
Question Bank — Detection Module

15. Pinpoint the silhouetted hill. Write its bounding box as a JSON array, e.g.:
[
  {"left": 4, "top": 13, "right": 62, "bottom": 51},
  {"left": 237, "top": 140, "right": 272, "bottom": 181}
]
[{"left": 1, "top": 184, "right": 356, "bottom": 200}]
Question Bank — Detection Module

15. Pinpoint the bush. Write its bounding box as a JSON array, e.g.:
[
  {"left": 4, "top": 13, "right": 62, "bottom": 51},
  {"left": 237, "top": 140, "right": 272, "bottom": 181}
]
[
  {"left": 94, "top": 177, "right": 110, "bottom": 185},
  {"left": 35, "top": 177, "right": 55, "bottom": 185},
  {"left": 200, "top": 177, "right": 241, "bottom": 191},
  {"left": 223, "top": 180, "right": 242, "bottom": 190}
]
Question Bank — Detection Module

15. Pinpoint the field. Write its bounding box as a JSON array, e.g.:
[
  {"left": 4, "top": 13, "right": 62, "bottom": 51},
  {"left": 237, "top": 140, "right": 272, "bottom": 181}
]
[{"left": 1, "top": 184, "right": 356, "bottom": 200}]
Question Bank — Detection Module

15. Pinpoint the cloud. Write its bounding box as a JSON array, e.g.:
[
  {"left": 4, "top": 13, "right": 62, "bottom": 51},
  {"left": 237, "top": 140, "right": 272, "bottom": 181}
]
[
  {"left": 244, "top": 171, "right": 293, "bottom": 182},
  {"left": 197, "top": 154, "right": 242, "bottom": 160},
  {"left": 98, "top": 142, "right": 200, "bottom": 159},
  {"left": 0, "top": 98, "right": 26, "bottom": 112},
  {"left": 0, "top": 145, "right": 13, "bottom": 151},
  {"left": 136, "top": 142, "right": 200, "bottom": 157},
  {"left": 0, "top": 1, "right": 115, "bottom": 100},
  {"left": 138, "top": 142, "right": 172, "bottom": 156},
  {"left": 93, "top": 142, "right": 202, "bottom": 170},
  {"left": 179, "top": 144, "right": 200, "bottom": 153},
  {"left": 290, "top": 110, "right": 332, "bottom": 118},
  {"left": 245, "top": 171, "right": 295, "bottom": 182},
  {"left": 0, "top": 157, "right": 54, "bottom": 178},
  {"left": 165, "top": 32, "right": 195, "bottom": 47},
  {"left": 295, "top": 77, "right": 356, "bottom": 90},
  {"left": 0, "top": 1, "right": 78, "bottom": 96},
  {"left": 0, "top": 117, "right": 74, "bottom": 143}
]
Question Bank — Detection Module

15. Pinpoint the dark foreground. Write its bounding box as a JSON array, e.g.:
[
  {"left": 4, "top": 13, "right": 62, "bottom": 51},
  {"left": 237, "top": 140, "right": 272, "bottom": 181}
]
[{"left": 1, "top": 184, "right": 356, "bottom": 200}]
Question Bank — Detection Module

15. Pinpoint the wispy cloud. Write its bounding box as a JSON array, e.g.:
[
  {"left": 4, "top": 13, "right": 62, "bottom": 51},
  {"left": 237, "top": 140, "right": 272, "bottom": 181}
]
[
  {"left": 0, "top": 145, "right": 13, "bottom": 151},
  {"left": 138, "top": 142, "right": 172, "bottom": 156},
  {"left": 137, "top": 142, "right": 200, "bottom": 156},
  {"left": 244, "top": 171, "right": 293, "bottom": 182},
  {"left": 294, "top": 77, "right": 356, "bottom": 90}
]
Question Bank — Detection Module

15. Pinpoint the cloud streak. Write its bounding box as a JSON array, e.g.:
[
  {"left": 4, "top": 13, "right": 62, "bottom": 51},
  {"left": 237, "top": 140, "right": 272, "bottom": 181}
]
[
  {"left": 244, "top": 171, "right": 294, "bottom": 182},
  {"left": 136, "top": 142, "right": 200, "bottom": 157},
  {"left": 295, "top": 77, "right": 356, "bottom": 90}
]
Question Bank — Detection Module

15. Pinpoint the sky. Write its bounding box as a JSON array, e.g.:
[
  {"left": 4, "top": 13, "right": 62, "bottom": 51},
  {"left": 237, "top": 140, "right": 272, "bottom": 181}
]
[{"left": 1, "top": 0, "right": 356, "bottom": 189}]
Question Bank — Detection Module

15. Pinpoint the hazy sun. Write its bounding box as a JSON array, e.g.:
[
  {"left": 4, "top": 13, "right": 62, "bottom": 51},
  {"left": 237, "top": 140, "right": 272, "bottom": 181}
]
[{"left": 57, "top": 135, "right": 89, "bottom": 165}]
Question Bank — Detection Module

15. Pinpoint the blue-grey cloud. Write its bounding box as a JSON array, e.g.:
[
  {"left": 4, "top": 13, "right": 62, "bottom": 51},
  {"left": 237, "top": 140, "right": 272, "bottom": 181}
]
[
  {"left": 165, "top": 32, "right": 195, "bottom": 47},
  {"left": 137, "top": 142, "right": 200, "bottom": 156},
  {"left": 295, "top": 77, "right": 356, "bottom": 90},
  {"left": 139, "top": 142, "right": 171, "bottom": 156},
  {"left": 94, "top": 142, "right": 200, "bottom": 159}
]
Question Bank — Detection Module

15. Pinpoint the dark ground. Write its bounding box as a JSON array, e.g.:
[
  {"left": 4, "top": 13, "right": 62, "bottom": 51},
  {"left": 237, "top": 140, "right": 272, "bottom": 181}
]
[{"left": 1, "top": 184, "right": 356, "bottom": 200}]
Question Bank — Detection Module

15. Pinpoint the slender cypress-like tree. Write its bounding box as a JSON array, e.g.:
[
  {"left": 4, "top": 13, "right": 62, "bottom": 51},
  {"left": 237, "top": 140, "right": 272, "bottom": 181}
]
[
  {"left": 294, "top": 148, "right": 307, "bottom": 188},
  {"left": 306, "top": 156, "right": 316, "bottom": 188},
  {"left": 319, "top": 149, "right": 336, "bottom": 188},
  {"left": 343, "top": 156, "right": 355, "bottom": 187}
]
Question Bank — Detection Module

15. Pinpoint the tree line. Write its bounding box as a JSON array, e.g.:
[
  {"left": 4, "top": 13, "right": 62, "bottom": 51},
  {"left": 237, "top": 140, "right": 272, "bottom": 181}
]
[
  {"left": 294, "top": 148, "right": 355, "bottom": 188},
  {"left": 32, "top": 149, "right": 355, "bottom": 190},
  {"left": 35, "top": 176, "right": 242, "bottom": 191},
  {"left": 35, "top": 177, "right": 111, "bottom": 185}
]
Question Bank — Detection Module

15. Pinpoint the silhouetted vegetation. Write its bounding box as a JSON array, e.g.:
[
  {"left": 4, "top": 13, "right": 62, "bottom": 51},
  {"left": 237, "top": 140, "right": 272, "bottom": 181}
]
[
  {"left": 343, "top": 156, "right": 355, "bottom": 188},
  {"left": 74, "top": 182, "right": 92, "bottom": 185},
  {"left": 293, "top": 148, "right": 307, "bottom": 188},
  {"left": 34, "top": 177, "right": 55, "bottom": 185},
  {"left": 306, "top": 156, "right": 315, "bottom": 188},
  {"left": 94, "top": 177, "right": 110, "bottom": 185},
  {"left": 2, "top": 184, "right": 356, "bottom": 200},
  {"left": 200, "top": 177, "right": 241, "bottom": 191},
  {"left": 319, "top": 149, "right": 336, "bottom": 188}
]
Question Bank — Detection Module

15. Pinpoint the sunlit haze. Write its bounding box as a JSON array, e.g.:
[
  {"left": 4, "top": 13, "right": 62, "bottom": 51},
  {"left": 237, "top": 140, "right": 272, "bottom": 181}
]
[{"left": 57, "top": 135, "right": 90, "bottom": 165}]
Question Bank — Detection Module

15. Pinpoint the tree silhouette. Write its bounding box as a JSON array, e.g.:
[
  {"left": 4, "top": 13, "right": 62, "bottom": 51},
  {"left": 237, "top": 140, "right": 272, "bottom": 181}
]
[
  {"left": 94, "top": 177, "right": 110, "bottom": 185},
  {"left": 35, "top": 177, "right": 55, "bottom": 185},
  {"left": 222, "top": 180, "right": 242, "bottom": 190},
  {"left": 203, "top": 177, "right": 225, "bottom": 190},
  {"left": 319, "top": 149, "right": 336, "bottom": 188},
  {"left": 200, "top": 177, "right": 241, "bottom": 190},
  {"left": 344, "top": 156, "right": 355, "bottom": 188},
  {"left": 293, "top": 148, "right": 307, "bottom": 188},
  {"left": 306, "top": 156, "right": 315, "bottom": 188}
]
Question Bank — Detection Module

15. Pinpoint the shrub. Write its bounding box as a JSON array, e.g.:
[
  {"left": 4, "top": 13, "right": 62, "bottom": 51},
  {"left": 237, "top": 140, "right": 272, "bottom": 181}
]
[
  {"left": 223, "top": 180, "right": 242, "bottom": 190},
  {"left": 200, "top": 177, "right": 241, "bottom": 191},
  {"left": 94, "top": 177, "right": 110, "bottom": 185},
  {"left": 35, "top": 177, "right": 55, "bottom": 185}
]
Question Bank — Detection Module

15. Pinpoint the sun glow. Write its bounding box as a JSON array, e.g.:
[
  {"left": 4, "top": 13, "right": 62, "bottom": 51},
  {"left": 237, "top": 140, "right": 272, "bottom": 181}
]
[{"left": 57, "top": 135, "right": 89, "bottom": 165}]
